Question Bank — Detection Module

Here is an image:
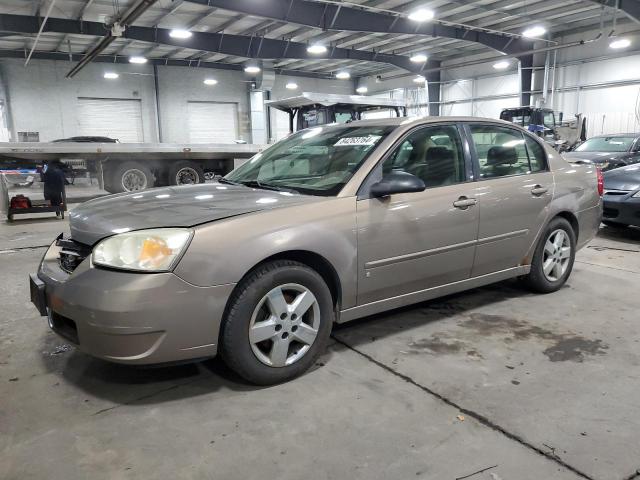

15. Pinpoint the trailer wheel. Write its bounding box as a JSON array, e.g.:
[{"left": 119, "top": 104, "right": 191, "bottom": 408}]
[
  {"left": 168, "top": 161, "right": 205, "bottom": 186},
  {"left": 109, "top": 162, "right": 155, "bottom": 193}
]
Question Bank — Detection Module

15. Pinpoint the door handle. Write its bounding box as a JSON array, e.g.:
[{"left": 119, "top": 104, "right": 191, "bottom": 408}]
[
  {"left": 531, "top": 185, "right": 548, "bottom": 196},
  {"left": 453, "top": 196, "right": 477, "bottom": 209}
]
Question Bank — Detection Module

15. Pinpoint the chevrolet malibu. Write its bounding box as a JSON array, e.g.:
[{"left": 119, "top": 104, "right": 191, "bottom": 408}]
[{"left": 30, "top": 117, "right": 602, "bottom": 385}]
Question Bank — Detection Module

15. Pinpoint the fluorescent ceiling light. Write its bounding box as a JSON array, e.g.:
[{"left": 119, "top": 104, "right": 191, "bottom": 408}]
[
  {"left": 408, "top": 8, "right": 434, "bottom": 22},
  {"left": 203, "top": 78, "right": 218, "bottom": 85},
  {"left": 522, "top": 26, "right": 546, "bottom": 38},
  {"left": 169, "top": 29, "right": 192, "bottom": 39},
  {"left": 307, "top": 44, "right": 328, "bottom": 54},
  {"left": 285, "top": 82, "right": 298, "bottom": 90},
  {"left": 103, "top": 72, "right": 119, "bottom": 79},
  {"left": 356, "top": 86, "right": 368, "bottom": 93},
  {"left": 410, "top": 53, "right": 428, "bottom": 63},
  {"left": 493, "top": 60, "right": 510, "bottom": 69},
  {"left": 244, "top": 65, "right": 261, "bottom": 74},
  {"left": 335, "top": 71, "right": 351, "bottom": 79},
  {"left": 129, "top": 56, "right": 147, "bottom": 64},
  {"left": 413, "top": 75, "right": 426, "bottom": 83},
  {"left": 609, "top": 38, "right": 631, "bottom": 49}
]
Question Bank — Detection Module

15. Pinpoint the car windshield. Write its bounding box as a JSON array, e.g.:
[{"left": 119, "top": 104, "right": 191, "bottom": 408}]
[
  {"left": 225, "top": 125, "right": 394, "bottom": 196},
  {"left": 575, "top": 136, "right": 635, "bottom": 152}
]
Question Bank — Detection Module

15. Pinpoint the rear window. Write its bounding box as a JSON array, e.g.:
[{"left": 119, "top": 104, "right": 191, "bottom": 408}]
[{"left": 575, "top": 136, "right": 635, "bottom": 152}]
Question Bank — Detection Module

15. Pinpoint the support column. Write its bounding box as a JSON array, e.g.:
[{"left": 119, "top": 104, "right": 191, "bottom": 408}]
[
  {"left": 426, "top": 69, "right": 440, "bottom": 116},
  {"left": 519, "top": 54, "right": 533, "bottom": 107}
]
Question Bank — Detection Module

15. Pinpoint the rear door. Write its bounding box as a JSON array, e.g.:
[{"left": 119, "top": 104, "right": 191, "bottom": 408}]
[
  {"left": 465, "top": 123, "right": 553, "bottom": 276},
  {"left": 356, "top": 124, "right": 479, "bottom": 305}
]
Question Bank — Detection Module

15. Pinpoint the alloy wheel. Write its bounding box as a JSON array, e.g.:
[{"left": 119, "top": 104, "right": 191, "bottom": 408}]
[
  {"left": 248, "top": 283, "right": 320, "bottom": 367},
  {"left": 542, "top": 229, "right": 571, "bottom": 282}
]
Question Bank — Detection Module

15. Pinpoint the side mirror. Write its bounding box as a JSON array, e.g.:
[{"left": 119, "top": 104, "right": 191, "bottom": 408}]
[{"left": 370, "top": 171, "right": 426, "bottom": 198}]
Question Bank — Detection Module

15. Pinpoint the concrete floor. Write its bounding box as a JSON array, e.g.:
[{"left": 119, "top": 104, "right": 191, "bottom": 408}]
[{"left": 1, "top": 209, "right": 640, "bottom": 480}]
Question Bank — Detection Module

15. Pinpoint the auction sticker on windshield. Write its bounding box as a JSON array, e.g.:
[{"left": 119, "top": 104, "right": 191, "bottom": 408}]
[{"left": 334, "top": 135, "right": 381, "bottom": 146}]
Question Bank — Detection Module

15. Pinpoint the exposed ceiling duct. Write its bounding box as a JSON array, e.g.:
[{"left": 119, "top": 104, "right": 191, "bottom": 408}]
[{"left": 65, "top": 0, "right": 157, "bottom": 78}]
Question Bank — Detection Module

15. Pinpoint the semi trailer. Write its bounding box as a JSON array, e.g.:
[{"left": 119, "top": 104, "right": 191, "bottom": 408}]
[{"left": 0, "top": 141, "right": 263, "bottom": 193}]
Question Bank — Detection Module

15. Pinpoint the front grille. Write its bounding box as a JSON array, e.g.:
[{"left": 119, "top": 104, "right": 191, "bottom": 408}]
[{"left": 56, "top": 235, "right": 92, "bottom": 274}]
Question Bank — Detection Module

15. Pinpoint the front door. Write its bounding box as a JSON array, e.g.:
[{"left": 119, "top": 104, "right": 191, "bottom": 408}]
[
  {"left": 356, "top": 124, "right": 480, "bottom": 306},
  {"left": 465, "top": 123, "right": 554, "bottom": 277}
]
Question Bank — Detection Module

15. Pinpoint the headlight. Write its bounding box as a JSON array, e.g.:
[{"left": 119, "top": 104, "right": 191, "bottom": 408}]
[
  {"left": 598, "top": 162, "right": 609, "bottom": 170},
  {"left": 633, "top": 191, "right": 640, "bottom": 198},
  {"left": 92, "top": 228, "right": 192, "bottom": 272}
]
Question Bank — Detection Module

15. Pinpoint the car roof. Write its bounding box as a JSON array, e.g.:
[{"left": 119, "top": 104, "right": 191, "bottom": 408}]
[
  {"left": 329, "top": 116, "right": 519, "bottom": 128},
  {"left": 589, "top": 133, "right": 640, "bottom": 138}
]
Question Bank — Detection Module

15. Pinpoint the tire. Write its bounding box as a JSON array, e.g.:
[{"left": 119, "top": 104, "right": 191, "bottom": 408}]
[
  {"left": 523, "top": 217, "right": 576, "bottom": 293},
  {"left": 220, "top": 260, "right": 334, "bottom": 385},
  {"left": 168, "top": 161, "right": 205, "bottom": 186},
  {"left": 603, "top": 220, "right": 628, "bottom": 229},
  {"left": 108, "top": 162, "right": 155, "bottom": 193}
]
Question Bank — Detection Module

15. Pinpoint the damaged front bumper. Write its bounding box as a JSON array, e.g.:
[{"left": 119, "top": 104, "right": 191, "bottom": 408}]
[{"left": 30, "top": 236, "right": 235, "bottom": 365}]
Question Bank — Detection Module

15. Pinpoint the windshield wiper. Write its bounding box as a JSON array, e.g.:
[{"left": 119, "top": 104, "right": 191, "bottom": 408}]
[
  {"left": 218, "top": 177, "right": 241, "bottom": 186},
  {"left": 238, "top": 180, "right": 299, "bottom": 194}
]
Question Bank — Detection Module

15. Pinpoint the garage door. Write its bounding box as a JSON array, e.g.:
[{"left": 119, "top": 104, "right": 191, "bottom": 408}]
[
  {"left": 187, "top": 101, "right": 239, "bottom": 143},
  {"left": 76, "top": 98, "right": 144, "bottom": 142}
]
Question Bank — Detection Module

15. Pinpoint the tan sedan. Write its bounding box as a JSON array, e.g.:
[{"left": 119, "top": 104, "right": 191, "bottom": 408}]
[{"left": 30, "top": 117, "right": 602, "bottom": 384}]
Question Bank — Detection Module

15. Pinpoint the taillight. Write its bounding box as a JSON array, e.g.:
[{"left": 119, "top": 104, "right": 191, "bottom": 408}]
[{"left": 596, "top": 167, "right": 604, "bottom": 196}]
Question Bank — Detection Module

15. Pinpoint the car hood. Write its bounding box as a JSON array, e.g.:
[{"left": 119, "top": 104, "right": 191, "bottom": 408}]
[
  {"left": 69, "top": 182, "right": 321, "bottom": 245},
  {"left": 563, "top": 151, "right": 628, "bottom": 163},
  {"left": 603, "top": 164, "right": 640, "bottom": 191}
]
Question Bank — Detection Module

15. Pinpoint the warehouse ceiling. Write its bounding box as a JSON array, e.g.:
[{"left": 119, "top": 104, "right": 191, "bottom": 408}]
[{"left": 0, "top": 0, "right": 636, "bottom": 79}]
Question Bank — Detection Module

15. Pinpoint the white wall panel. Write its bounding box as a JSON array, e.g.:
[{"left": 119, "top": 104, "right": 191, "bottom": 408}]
[
  {"left": 441, "top": 80, "right": 473, "bottom": 102},
  {"left": 441, "top": 101, "right": 472, "bottom": 116},
  {"left": 475, "top": 74, "right": 519, "bottom": 97},
  {"left": 269, "top": 108, "right": 291, "bottom": 142},
  {"left": 473, "top": 97, "right": 519, "bottom": 119}
]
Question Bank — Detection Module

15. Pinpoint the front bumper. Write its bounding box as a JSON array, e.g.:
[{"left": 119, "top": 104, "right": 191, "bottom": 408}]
[
  {"left": 30, "top": 239, "right": 235, "bottom": 365},
  {"left": 603, "top": 193, "right": 640, "bottom": 226}
]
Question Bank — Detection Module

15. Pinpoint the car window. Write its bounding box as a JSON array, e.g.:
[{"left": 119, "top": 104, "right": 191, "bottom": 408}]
[
  {"left": 469, "top": 125, "right": 536, "bottom": 178},
  {"left": 543, "top": 112, "right": 555, "bottom": 129},
  {"left": 382, "top": 125, "right": 466, "bottom": 188},
  {"left": 524, "top": 135, "right": 547, "bottom": 172}
]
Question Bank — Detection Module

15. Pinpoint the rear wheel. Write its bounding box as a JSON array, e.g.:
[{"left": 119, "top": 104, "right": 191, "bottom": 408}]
[
  {"left": 168, "top": 161, "right": 205, "bottom": 186},
  {"left": 109, "top": 162, "right": 155, "bottom": 193},
  {"left": 523, "top": 217, "right": 576, "bottom": 293},
  {"left": 603, "top": 220, "right": 628, "bottom": 229},
  {"left": 220, "top": 260, "right": 333, "bottom": 385}
]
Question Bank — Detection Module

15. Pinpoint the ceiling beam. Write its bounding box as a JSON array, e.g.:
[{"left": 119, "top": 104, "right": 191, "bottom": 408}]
[
  {"left": 182, "top": 0, "right": 533, "bottom": 54},
  {"left": 0, "top": 13, "right": 433, "bottom": 73},
  {"left": 0, "top": 48, "right": 340, "bottom": 79},
  {"left": 586, "top": 0, "right": 640, "bottom": 24}
]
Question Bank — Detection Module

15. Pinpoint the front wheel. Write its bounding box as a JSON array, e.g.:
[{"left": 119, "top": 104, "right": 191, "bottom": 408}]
[
  {"left": 220, "top": 260, "right": 334, "bottom": 385},
  {"left": 523, "top": 217, "right": 576, "bottom": 293}
]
